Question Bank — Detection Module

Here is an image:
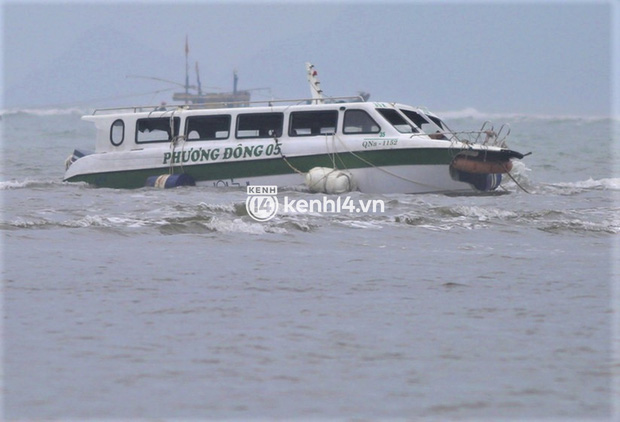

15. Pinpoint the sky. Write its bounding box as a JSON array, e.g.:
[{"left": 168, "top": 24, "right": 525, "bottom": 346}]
[{"left": 1, "top": 0, "right": 617, "bottom": 116}]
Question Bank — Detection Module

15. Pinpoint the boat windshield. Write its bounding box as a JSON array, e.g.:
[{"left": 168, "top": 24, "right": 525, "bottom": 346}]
[
  {"left": 399, "top": 109, "right": 446, "bottom": 138},
  {"left": 425, "top": 114, "right": 447, "bottom": 130},
  {"left": 376, "top": 108, "right": 418, "bottom": 133}
]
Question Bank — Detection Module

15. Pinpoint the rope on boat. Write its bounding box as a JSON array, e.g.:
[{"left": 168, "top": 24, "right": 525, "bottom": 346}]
[
  {"left": 273, "top": 136, "right": 305, "bottom": 176},
  {"left": 274, "top": 134, "right": 355, "bottom": 192},
  {"left": 167, "top": 108, "right": 188, "bottom": 176},
  {"left": 325, "top": 133, "right": 338, "bottom": 169},
  {"left": 332, "top": 133, "right": 446, "bottom": 191},
  {"left": 275, "top": 132, "right": 448, "bottom": 192},
  {"left": 274, "top": 133, "right": 526, "bottom": 194},
  {"left": 168, "top": 117, "right": 177, "bottom": 175}
]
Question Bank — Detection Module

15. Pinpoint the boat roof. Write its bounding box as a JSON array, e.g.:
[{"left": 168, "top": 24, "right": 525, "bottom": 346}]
[{"left": 82, "top": 97, "right": 437, "bottom": 122}]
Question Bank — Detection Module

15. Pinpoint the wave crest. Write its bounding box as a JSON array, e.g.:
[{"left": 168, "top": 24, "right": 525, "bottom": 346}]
[
  {"left": 0, "top": 179, "right": 69, "bottom": 190},
  {"left": 547, "top": 178, "right": 620, "bottom": 191},
  {"left": 0, "top": 107, "right": 90, "bottom": 117},
  {"left": 436, "top": 107, "right": 616, "bottom": 122}
]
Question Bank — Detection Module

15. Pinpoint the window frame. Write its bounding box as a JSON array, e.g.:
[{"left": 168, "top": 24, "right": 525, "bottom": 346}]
[
  {"left": 399, "top": 109, "right": 448, "bottom": 140},
  {"left": 185, "top": 114, "right": 231, "bottom": 141},
  {"left": 110, "top": 119, "right": 125, "bottom": 146},
  {"left": 399, "top": 109, "right": 431, "bottom": 130},
  {"left": 376, "top": 108, "right": 418, "bottom": 134},
  {"left": 135, "top": 117, "right": 180, "bottom": 144},
  {"left": 426, "top": 114, "right": 447, "bottom": 130},
  {"left": 288, "top": 110, "right": 339, "bottom": 137},
  {"left": 235, "top": 112, "right": 284, "bottom": 139},
  {"left": 343, "top": 109, "right": 381, "bottom": 135}
]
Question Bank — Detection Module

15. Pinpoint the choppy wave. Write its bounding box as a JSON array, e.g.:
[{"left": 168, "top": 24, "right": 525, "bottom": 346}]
[
  {"left": 0, "top": 179, "right": 72, "bottom": 190},
  {"left": 538, "top": 218, "right": 619, "bottom": 235},
  {"left": 496, "top": 163, "right": 620, "bottom": 195},
  {"left": 393, "top": 204, "right": 618, "bottom": 234},
  {"left": 545, "top": 178, "right": 620, "bottom": 191},
  {"left": 2, "top": 173, "right": 617, "bottom": 236},
  {"left": 5, "top": 195, "right": 616, "bottom": 236},
  {"left": 523, "top": 177, "right": 620, "bottom": 197},
  {"left": 437, "top": 107, "right": 618, "bottom": 122},
  {"left": 1, "top": 201, "right": 292, "bottom": 235}
]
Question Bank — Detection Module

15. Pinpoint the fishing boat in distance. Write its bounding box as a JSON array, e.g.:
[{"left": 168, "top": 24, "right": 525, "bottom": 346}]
[
  {"left": 128, "top": 37, "right": 263, "bottom": 107},
  {"left": 64, "top": 63, "right": 527, "bottom": 194},
  {"left": 171, "top": 69, "right": 251, "bottom": 107}
]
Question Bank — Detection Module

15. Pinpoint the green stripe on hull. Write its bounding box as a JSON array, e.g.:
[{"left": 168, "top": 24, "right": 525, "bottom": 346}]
[{"left": 66, "top": 148, "right": 455, "bottom": 189}]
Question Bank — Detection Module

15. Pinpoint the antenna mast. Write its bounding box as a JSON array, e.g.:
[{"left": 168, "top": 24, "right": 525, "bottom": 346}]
[{"left": 305, "top": 62, "right": 324, "bottom": 104}]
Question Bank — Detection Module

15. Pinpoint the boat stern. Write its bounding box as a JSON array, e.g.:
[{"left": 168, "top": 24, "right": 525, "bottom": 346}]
[{"left": 449, "top": 147, "right": 526, "bottom": 192}]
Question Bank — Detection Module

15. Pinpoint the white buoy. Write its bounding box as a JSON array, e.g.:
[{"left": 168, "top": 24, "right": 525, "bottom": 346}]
[
  {"left": 305, "top": 167, "right": 331, "bottom": 192},
  {"left": 305, "top": 167, "right": 355, "bottom": 194}
]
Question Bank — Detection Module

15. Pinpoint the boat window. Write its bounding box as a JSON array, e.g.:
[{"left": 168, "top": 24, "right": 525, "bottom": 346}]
[
  {"left": 343, "top": 110, "right": 380, "bottom": 134},
  {"left": 236, "top": 113, "right": 283, "bottom": 139},
  {"left": 376, "top": 108, "right": 418, "bottom": 133},
  {"left": 136, "top": 117, "right": 180, "bottom": 143},
  {"left": 185, "top": 115, "right": 231, "bottom": 141},
  {"left": 110, "top": 119, "right": 124, "bottom": 146},
  {"left": 289, "top": 110, "right": 338, "bottom": 137},
  {"left": 400, "top": 109, "right": 447, "bottom": 139},
  {"left": 425, "top": 114, "right": 446, "bottom": 130},
  {"left": 399, "top": 109, "right": 429, "bottom": 129}
]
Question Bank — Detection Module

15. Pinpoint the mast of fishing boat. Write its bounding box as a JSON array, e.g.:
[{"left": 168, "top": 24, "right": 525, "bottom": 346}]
[
  {"left": 195, "top": 62, "right": 202, "bottom": 96},
  {"left": 306, "top": 62, "right": 324, "bottom": 104},
  {"left": 184, "top": 35, "right": 190, "bottom": 104}
]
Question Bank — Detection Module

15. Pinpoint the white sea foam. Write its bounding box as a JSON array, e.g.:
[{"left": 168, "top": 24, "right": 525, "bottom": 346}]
[
  {"left": 64, "top": 215, "right": 149, "bottom": 228},
  {"left": 197, "top": 202, "right": 238, "bottom": 214},
  {"left": 0, "top": 179, "right": 61, "bottom": 190},
  {"left": 541, "top": 217, "right": 620, "bottom": 235},
  {"left": 548, "top": 178, "right": 620, "bottom": 191},
  {"left": 204, "top": 217, "right": 287, "bottom": 234},
  {"left": 449, "top": 206, "right": 518, "bottom": 221},
  {"left": 0, "top": 180, "right": 32, "bottom": 190},
  {"left": 5, "top": 218, "right": 47, "bottom": 228},
  {"left": 336, "top": 220, "right": 384, "bottom": 230}
]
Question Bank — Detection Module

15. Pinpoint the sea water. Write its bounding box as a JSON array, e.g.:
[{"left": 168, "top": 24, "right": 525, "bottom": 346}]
[{"left": 1, "top": 108, "right": 618, "bottom": 420}]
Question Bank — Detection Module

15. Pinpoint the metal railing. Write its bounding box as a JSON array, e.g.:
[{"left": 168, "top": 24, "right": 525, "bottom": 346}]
[{"left": 90, "top": 95, "right": 366, "bottom": 115}]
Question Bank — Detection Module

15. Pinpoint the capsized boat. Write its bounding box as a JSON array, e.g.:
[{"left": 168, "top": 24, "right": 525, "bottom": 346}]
[{"left": 64, "top": 64, "right": 527, "bottom": 194}]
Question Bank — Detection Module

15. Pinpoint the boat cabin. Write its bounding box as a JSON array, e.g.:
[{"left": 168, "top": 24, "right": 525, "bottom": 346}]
[{"left": 83, "top": 99, "right": 451, "bottom": 154}]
